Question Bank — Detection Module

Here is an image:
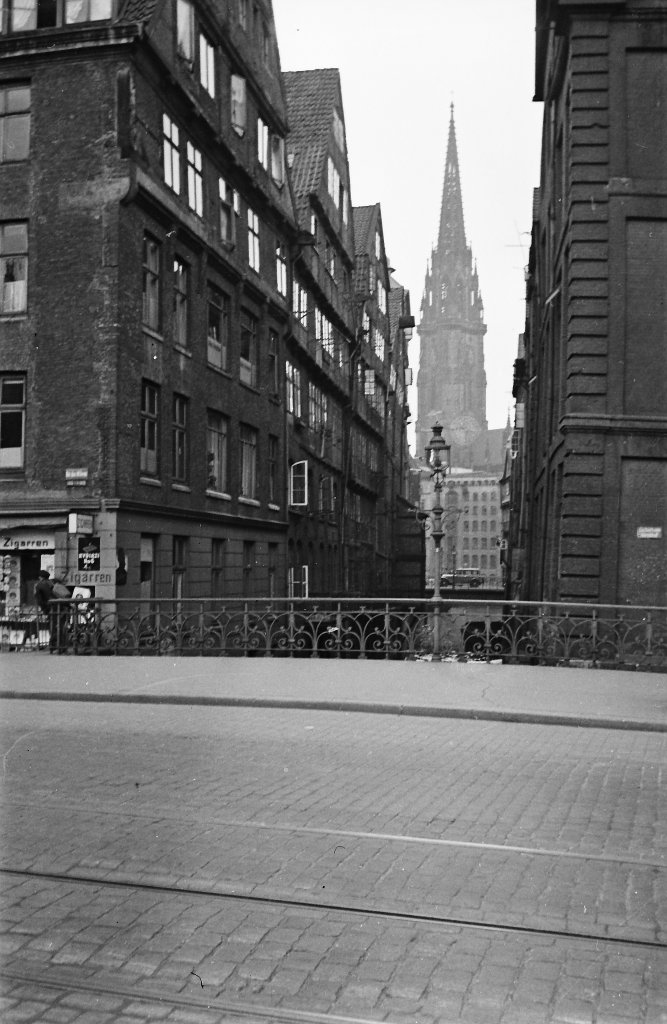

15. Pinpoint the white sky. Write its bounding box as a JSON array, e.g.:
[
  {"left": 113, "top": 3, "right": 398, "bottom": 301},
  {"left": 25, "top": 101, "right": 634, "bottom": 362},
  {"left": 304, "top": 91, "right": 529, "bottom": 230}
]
[{"left": 273, "top": 0, "right": 544, "bottom": 444}]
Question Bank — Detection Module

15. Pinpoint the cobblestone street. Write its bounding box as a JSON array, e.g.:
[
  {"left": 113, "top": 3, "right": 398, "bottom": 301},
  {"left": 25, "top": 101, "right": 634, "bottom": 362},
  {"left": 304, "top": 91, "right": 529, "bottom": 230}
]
[{"left": 1, "top": 672, "right": 666, "bottom": 1023}]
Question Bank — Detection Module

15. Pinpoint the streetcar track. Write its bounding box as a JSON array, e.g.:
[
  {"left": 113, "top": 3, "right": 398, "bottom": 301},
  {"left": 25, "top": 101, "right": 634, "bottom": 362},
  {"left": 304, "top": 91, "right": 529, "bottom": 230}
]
[
  {"left": 0, "top": 967, "right": 382, "bottom": 1024},
  {"left": 1, "top": 866, "right": 664, "bottom": 950},
  {"left": 2, "top": 796, "right": 663, "bottom": 869}
]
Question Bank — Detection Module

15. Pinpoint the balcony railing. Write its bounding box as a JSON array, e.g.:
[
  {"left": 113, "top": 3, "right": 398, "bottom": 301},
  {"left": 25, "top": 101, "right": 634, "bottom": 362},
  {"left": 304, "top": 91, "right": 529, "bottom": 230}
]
[{"left": 5, "top": 598, "right": 666, "bottom": 670}]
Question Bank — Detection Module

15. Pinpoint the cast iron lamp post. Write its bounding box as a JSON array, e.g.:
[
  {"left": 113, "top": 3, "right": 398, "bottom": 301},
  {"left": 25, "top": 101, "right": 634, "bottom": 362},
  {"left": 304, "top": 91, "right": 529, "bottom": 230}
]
[{"left": 424, "top": 422, "right": 451, "bottom": 601}]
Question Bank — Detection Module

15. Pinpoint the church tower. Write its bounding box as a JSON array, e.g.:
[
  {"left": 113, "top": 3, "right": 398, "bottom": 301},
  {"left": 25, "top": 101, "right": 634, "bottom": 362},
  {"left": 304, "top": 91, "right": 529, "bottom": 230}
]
[{"left": 416, "top": 105, "right": 488, "bottom": 467}]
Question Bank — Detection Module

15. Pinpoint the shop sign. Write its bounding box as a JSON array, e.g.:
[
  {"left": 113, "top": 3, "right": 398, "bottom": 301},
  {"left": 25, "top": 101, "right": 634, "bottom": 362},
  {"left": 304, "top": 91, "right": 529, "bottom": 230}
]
[
  {"left": 1, "top": 532, "right": 55, "bottom": 550},
  {"left": 637, "top": 527, "right": 663, "bottom": 539},
  {"left": 68, "top": 513, "right": 94, "bottom": 535},
  {"left": 66, "top": 571, "right": 113, "bottom": 586},
  {"left": 66, "top": 467, "right": 88, "bottom": 486},
  {"left": 78, "top": 536, "right": 101, "bottom": 572}
]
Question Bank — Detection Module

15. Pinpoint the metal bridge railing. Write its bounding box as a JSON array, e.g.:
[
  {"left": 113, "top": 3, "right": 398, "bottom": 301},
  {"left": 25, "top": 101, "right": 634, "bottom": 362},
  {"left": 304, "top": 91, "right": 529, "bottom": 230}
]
[{"left": 6, "top": 597, "right": 665, "bottom": 670}]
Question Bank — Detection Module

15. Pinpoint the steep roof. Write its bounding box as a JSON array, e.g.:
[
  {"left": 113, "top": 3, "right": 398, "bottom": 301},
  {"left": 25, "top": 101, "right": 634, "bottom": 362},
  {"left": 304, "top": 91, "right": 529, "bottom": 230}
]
[
  {"left": 438, "top": 103, "right": 467, "bottom": 254},
  {"left": 352, "top": 205, "right": 377, "bottom": 256},
  {"left": 283, "top": 69, "right": 341, "bottom": 199}
]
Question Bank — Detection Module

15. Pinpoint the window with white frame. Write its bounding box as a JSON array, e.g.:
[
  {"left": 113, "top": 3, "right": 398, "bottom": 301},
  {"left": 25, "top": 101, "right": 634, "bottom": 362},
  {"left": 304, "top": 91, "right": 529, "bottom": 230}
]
[
  {"left": 270, "top": 135, "right": 285, "bottom": 185},
  {"left": 0, "top": 374, "right": 25, "bottom": 469},
  {"left": 206, "top": 410, "right": 228, "bottom": 492},
  {"left": 377, "top": 278, "right": 387, "bottom": 314},
  {"left": 199, "top": 32, "right": 215, "bottom": 95},
  {"left": 257, "top": 117, "right": 269, "bottom": 168},
  {"left": 218, "top": 177, "right": 235, "bottom": 244},
  {"left": 0, "top": 84, "right": 30, "bottom": 163},
  {"left": 289, "top": 460, "right": 308, "bottom": 506},
  {"left": 247, "top": 207, "right": 260, "bottom": 271},
  {"left": 142, "top": 234, "right": 160, "bottom": 332},
  {"left": 239, "top": 309, "right": 258, "bottom": 387},
  {"left": 286, "top": 361, "right": 301, "bottom": 418},
  {"left": 1, "top": 0, "right": 111, "bottom": 29},
  {"left": 231, "top": 74, "right": 246, "bottom": 134},
  {"left": 140, "top": 380, "right": 159, "bottom": 477},
  {"left": 162, "top": 114, "right": 180, "bottom": 194},
  {"left": 172, "top": 393, "right": 188, "bottom": 482},
  {"left": 341, "top": 187, "right": 348, "bottom": 226},
  {"left": 327, "top": 156, "right": 340, "bottom": 207},
  {"left": 176, "top": 0, "right": 194, "bottom": 62},
  {"left": 207, "top": 285, "right": 229, "bottom": 371},
  {"left": 288, "top": 564, "right": 309, "bottom": 598},
  {"left": 239, "top": 423, "right": 257, "bottom": 499},
  {"left": 0, "top": 221, "right": 27, "bottom": 315},
  {"left": 173, "top": 257, "right": 188, "bottom": 348},
  {"left": 293, "top": 280, "right": 307, "bottom": 324},
  {"left": 275, "top": 241, "right": 287, "bottom": 296},
  {"left": 186, "top": 141, "right": 203, "bottom": 215},
  {"left": 373, "top": 327, "right": 384, "bottom": 360},
  {"left": 66, "top": 0, "right": 112, "bottom": 23}
]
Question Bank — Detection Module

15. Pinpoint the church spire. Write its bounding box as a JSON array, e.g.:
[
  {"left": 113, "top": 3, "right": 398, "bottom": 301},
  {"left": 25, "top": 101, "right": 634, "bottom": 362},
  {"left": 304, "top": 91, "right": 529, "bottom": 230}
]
[{"left": 438, "top": 103, "right": 466, "bottom": 254}]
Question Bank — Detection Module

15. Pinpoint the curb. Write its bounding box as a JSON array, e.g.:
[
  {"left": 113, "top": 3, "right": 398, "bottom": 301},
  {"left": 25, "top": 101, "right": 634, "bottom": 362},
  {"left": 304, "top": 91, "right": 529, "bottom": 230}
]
[{"left": 0, "top": 690, "right": 664, "bottom": 732}]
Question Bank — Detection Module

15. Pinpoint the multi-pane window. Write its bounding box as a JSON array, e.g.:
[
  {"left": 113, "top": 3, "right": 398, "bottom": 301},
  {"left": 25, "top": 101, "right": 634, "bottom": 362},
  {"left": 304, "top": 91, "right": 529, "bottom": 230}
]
[
  {"left": 176, "top": 0, "right": 194, "bottom": 62},
  {"left": 377, "top": 279, "right": 387, "bottom": 314},
  {"left": 293, "top": 280, "right": 307, "bottom": 324},
  {"left": 374, "top": 327, "right": 384, "bottom": 360},
  {"left": 7, "top": 0, "right": 112, "bottom": 29},
  {"left": 239, "top": 423, "right": 257, "bottom": 499},
  {"left": 0, "top": 375, "right": 25, "bottom": 469},
  {"left": 142, "top": 234, "right": 160, "bottom": 331},
  {"left": 172, "top": 394, "right": 188, "bottom": 482},
  {"left": 0, "top": 221, "right": 27, "bottom": 315},
  {"left": 218, "top": 177, "right": 236, "bottom": 244},
  {"left": 257, "top": 117, "right": 269, "bottom": 168},
  {"left": 162, "top": 114, "right": 180, "bottom": 193},
  {"left": 173, "top": 257, "right": 188, "bottom": 347},
  {"left": 0, "top": 84, "right": 29, "bottom": 162},
  {"left": 140, "top": 380, "right": 159, "bottom": 477},
  {"left": 239, "top": 310, "right": 258, "bottom": 387},
  {"left": 316, "top": 309, "right": 334, "bottom": 358},
  {"left": 199, "top": 32, "right": 215, "bottom": 95},
  {"left": 268, "top": 329, "right": 279, "bottom": 396},
  {"left": 268, "top": 434, "right": 278, "bottom": 504},
  {"left": 247, "top": 208, "right": 260, "bottom": 271},
  {"left": 275, "top": 241, "right": 287, "bottom": 296},
  {"left": 308, "top": 382, "right": 326, "bottom": 433},
  {"left": 207, "top": 286, "right": 229, "bottom": 370},
  {"left": 186, "top": 141, "right": 203, "bottom": 215},
  {"left": 286, "top": 360, "right": 301, "bottom": 418},
  {"left": 206, "top": 410, "right": 228, "bottom": 492},
  {"left": 231, "top": 74, "right": 246, "bottom": 134}
]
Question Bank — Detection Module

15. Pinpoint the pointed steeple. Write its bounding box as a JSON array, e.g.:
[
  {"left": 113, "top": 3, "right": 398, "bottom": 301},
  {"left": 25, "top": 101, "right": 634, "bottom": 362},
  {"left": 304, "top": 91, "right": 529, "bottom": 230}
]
[{"left": 438, "top": 104, "right": 466, "bottom": 254}]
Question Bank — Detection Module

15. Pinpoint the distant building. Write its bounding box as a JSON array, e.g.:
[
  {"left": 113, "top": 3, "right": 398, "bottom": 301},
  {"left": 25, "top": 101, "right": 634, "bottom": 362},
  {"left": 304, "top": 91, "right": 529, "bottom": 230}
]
[
  {"left": 512, "top": 0, "right": 667, "bottom": 605},
  {"left": 416, "top": 105, "right": 506, "bottom": 589}
]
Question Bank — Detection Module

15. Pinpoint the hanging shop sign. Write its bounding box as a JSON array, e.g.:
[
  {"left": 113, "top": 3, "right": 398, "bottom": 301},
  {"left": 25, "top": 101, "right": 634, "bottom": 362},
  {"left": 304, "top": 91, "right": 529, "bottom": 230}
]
[{"left": 77, "top": 536, "right": 101, "bottom": 572}]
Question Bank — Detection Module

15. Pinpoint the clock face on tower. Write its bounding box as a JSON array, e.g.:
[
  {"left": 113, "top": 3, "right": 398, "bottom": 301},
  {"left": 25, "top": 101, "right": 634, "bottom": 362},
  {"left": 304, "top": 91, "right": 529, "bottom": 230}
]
[{"left": 449, "top": 413, "right": 481, "bottom": 446}]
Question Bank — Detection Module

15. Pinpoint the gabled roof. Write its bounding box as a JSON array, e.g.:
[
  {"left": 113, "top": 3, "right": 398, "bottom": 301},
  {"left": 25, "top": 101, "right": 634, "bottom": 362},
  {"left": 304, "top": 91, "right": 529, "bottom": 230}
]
[
  {"left": 283, "top": 69, "right": 342, "bottom": 198},
  {"left": 352, "top": 205, "right": 377, "bottom": 257}
]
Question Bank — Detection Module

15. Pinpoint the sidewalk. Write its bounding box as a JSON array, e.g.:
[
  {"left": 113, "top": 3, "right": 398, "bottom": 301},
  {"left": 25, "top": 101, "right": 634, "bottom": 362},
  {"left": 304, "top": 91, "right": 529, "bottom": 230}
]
[{"left": 1, "top": 654, "right": 665, "bottom": 730}]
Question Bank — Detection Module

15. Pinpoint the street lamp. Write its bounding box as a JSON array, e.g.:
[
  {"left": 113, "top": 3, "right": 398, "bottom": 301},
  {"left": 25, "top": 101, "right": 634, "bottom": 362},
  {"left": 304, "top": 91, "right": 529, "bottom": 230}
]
[{"left": 424, "top": 422, "right": 451, "bottom": 600}]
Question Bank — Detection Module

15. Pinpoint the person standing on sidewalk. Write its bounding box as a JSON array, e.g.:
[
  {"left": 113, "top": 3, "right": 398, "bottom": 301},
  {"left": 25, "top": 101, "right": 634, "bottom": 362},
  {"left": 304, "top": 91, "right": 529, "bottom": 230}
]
[{"left": 34, "top": 570, "right": 54, "bottom": 650}]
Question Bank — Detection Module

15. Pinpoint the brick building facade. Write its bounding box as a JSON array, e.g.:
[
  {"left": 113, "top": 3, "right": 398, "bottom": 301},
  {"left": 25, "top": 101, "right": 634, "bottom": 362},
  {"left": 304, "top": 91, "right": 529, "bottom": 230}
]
[
  {"left": 0, "top": 0, "right": 419, "bottom": 609},
  {"left": 512, "top": 0, "right": 667, "bottom": 605}
]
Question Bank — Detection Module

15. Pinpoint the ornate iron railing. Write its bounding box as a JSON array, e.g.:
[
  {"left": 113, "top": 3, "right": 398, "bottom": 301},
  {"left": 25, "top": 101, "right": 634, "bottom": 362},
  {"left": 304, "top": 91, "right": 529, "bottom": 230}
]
[{"left": 4, "top": 597, "right": 666, "bottom": 670}]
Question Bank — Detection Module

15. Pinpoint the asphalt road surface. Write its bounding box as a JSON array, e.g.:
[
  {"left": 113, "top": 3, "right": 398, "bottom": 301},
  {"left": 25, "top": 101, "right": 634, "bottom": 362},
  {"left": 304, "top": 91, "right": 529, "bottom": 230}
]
[{"left": 1, "top": 699, "right": 666, "bottom": 1023}]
